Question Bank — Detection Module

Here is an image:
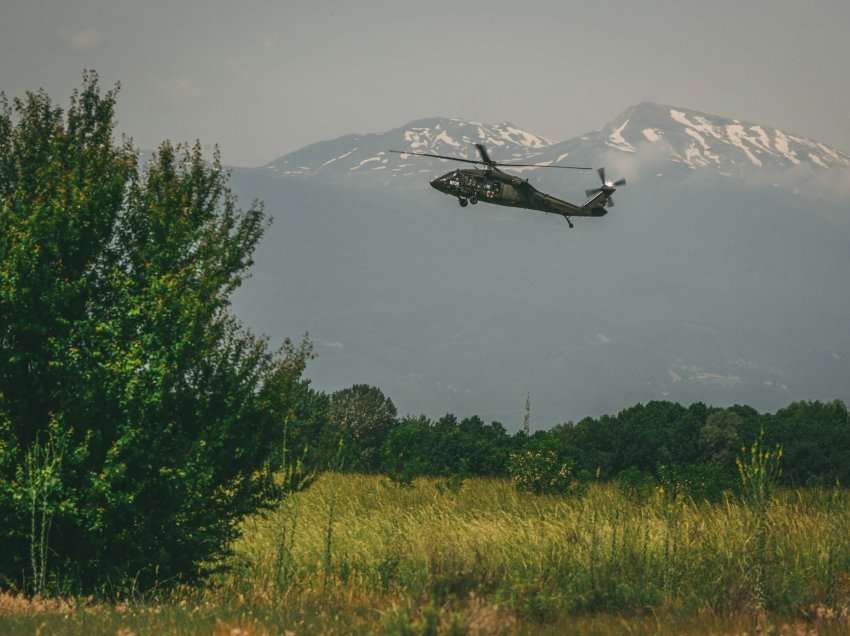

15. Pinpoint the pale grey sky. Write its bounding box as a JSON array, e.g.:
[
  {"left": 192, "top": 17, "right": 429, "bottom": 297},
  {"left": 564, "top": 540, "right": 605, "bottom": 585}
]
[{"left": 2, "top": 0, "right": 849, "bottom": 166}]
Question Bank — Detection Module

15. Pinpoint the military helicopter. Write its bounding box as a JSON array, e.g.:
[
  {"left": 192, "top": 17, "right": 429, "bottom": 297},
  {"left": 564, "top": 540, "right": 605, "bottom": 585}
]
[{"left": 389, "top": 143, "right": 626, "bottom": 228}]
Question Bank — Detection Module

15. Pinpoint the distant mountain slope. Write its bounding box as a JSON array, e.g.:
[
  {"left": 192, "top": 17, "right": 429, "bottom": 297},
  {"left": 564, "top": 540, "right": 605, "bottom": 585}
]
[{"left": 264, "top": 117, "right": 551, "bottom": 182}]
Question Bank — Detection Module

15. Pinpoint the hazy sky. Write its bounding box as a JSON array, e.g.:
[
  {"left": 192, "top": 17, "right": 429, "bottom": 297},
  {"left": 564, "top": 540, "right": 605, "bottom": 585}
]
[{"left": 2, "top": 0, "right": 849, "bottom": 166}]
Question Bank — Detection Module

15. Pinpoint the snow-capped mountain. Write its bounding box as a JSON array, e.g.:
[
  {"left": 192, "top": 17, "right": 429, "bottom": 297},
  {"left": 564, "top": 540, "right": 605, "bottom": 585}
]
[
  {"left": 263, "top": 104, "right": 850, "bottom": 189},
  {"left": 264, "top": 117, "right": 551, "bottom": 181},
  {"left": 534, "top": 102, "right": 850, "bottom": 176}
]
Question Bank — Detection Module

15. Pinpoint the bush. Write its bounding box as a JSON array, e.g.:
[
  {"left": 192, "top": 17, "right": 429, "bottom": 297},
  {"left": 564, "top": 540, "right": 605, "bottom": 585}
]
[
  {"left": 657, "top": 463, "right": 735, "bottom": 502},
  {"left": 0, "top": 74, "right": 303, "bottom": 594},
  {"left": 615, "top": 467, "right": 656, "bottom": 503},
  {"left": 507, "top": 449, "right": 585, "bottom": 496}
]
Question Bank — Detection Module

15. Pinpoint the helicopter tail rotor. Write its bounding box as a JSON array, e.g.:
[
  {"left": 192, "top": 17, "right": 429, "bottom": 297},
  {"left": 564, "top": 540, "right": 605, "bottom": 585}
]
[{"left": 584, "top": 167, "right": 626, "bottom": 207}]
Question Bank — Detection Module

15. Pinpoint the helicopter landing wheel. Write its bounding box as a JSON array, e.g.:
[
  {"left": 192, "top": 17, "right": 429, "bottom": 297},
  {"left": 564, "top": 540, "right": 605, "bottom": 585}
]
[
  {"left": 469, "top": 196, "right": 478, "bottom": 205},
  {"left": 458, "top": 198, "right": 468, "bottom": 207}
]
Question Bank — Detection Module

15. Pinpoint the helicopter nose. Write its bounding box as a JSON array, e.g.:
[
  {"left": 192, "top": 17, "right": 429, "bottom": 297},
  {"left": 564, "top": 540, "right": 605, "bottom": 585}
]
[{"left": 430, "top": 177, "right": 444, "bottom": 192}]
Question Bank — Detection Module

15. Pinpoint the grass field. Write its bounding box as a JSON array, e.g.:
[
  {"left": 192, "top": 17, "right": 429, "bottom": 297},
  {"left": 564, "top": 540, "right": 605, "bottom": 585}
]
[{"left": 2, "top": 474, "right": 850, "bottom": 634}]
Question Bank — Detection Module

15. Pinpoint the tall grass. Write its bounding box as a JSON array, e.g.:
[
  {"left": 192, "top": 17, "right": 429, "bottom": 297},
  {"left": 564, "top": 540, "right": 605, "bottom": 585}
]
[
  {"left": 3, "top": 474, "right": 850, "bottom": 634},
  {"left": 231, "top": 474, "right": 850, "bottom": 617}
]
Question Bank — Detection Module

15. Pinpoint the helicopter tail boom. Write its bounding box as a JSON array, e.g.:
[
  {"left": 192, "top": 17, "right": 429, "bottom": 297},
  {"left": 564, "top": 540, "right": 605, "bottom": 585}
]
[{"left": 582, "top": 190, "right": 609, "bottom": 212}]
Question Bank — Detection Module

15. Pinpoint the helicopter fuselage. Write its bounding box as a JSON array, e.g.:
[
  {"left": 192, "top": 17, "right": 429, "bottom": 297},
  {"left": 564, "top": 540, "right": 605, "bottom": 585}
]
[{"left": 430, "top": 168, "right": 607, "bottom": 217}]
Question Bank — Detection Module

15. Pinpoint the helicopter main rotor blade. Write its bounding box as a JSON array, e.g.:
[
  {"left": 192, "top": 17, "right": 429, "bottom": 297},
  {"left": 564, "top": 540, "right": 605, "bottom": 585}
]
[
  {"left": 390, "top": 148, "right": 592, "bottom": 171},
  {"left": 388, "top": 150, "right": 484, "bottom": 165},
  {"left": 495, "top": 162, "right": 592, "bottom": 170}
]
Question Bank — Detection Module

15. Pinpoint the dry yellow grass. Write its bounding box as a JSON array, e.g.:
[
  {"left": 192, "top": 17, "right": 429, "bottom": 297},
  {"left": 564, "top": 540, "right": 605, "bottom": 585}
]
[
  {"left": 2, "top": 474, "right": 850, "bottom": 634},
  {"left": 232, "top": 474, "right": 850, "bottom": 615}
]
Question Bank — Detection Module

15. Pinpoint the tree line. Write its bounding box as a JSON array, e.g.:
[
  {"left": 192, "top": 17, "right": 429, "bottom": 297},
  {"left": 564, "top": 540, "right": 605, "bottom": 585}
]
[{"left": 291, "top": 383, "right": 850, "bottom": 491}]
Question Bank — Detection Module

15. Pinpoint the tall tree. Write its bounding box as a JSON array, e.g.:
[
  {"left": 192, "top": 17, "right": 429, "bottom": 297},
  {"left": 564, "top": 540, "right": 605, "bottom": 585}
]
[
  {"left": 328, "top": 384, "right": 397, "bottom": 472},
  {"left": 0, "top": 73, "right": 303, "bottom": 593},
  {"left": 699, "top": 410, "right": 742, "bottom": 470}
]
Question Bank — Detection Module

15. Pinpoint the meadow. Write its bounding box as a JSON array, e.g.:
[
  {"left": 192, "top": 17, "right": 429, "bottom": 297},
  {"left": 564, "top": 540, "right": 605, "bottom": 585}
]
[{"left": 2, "top": 474, "right": 850, "bottom": 635}]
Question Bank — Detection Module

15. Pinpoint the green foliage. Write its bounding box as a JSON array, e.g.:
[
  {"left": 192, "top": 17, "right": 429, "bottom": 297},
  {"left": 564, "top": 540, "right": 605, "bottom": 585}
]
[
  {"left": 381, "top": 415, "right": 433, "bottom": 482},
  {"left": 507, "top": 449, "right": 585, "bottom": 496},
  {"left": 20, "top": 420, "right": 69, "bottom": 596},
  {"left": 373, "top": 400, "right": 845, "bottom": 496},
  {"left": 328, "top": 384, "right": 397, "bottom": 472},
  {"left": 763, "top": 400, "right": 849, "bottom": 486},
  {"left": 700, "top": 410, "right": 742, "bottom": 470},
  {"left": 381, "top": 413, "right": 512, "bottom": 481},
  {"left": 0, "top": 73, "right": 305, "bottom": 593},
  {"left": 658, "top": 463, "right": 735, "bottom": 502},
  {"left": 615, "top": 467, "right": 655, "bottom": 503},
  {"left": 266, "top": 337, "right": 329, "bottom": 479}
]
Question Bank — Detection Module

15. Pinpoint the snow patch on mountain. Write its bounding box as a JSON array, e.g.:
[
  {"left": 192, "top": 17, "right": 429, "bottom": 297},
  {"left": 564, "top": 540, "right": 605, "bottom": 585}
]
[
  {"left": 773, "top": 131, "right": 800, "bottom": 165},
  {"left": 643, "top": 128, "right": 662, "bottom": 142},
  {"left": 321, "top": 148, "right": 357, "bottom": 166},
  {"left": 607, "top": 120, "right": 636, "bottom": 152},
  {"left": 809, "top": 153, "right": 828, "bottom": 168},
  {"left": 725, "top": 124, "right": 763, "bottom": 166}
]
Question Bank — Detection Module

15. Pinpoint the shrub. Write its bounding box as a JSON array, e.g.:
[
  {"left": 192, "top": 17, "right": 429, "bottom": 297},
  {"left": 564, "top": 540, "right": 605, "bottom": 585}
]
[
  {"left": 615, "top": 467, "right": 656, "bottom": 503},
  {"left": 507, "top": 449, "right": 585, "bottom": 496},
  {"left": 0, "top": 73, "right": 304, "bottom": 594},
  {"left": 657, "top": 463, "right": 735, "bottom": 502}
]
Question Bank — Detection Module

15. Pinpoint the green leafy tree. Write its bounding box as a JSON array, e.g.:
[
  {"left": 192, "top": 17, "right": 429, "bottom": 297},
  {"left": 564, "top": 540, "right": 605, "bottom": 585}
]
[
  {"left": 699, "top": 409, "right": 742, "bottom": 471},
  {"left": 266, "top": 337, "right": 331, "bottom": 476},
  {"left": 764, "top": 400, "right": 849, "bottom": 485},
  {"left": 328, "top": 384, "right": 397, "bottom": 472},
  {"left": 381, "top": 414, "right": 433, "bottom": 481},
  {"left": 0, "top": 73, "right": 304, "bottom": 593}
]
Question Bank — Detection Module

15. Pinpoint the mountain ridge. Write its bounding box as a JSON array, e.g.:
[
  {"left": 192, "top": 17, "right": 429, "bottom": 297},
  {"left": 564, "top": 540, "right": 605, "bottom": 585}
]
[{"left": 263, "top": 103, "right": 850, "bottom": 187}]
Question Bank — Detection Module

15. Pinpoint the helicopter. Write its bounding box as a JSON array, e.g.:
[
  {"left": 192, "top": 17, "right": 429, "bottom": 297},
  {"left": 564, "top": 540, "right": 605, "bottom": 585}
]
[{"left": 389, "top": 144, "right": 626, "bottom": 228}]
